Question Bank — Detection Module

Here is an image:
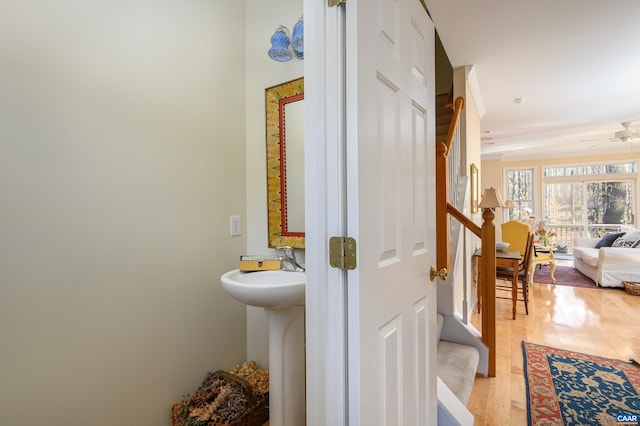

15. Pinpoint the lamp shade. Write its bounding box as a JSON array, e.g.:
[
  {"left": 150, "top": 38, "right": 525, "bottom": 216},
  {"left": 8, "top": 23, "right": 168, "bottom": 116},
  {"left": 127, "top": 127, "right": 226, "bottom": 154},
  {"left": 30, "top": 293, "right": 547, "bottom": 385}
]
[
  {"left": 504, "top": 199, "right": 516, "bottom": 208},
  {"left": 478, "top": 187, "right": 506, "bottom": 209}
]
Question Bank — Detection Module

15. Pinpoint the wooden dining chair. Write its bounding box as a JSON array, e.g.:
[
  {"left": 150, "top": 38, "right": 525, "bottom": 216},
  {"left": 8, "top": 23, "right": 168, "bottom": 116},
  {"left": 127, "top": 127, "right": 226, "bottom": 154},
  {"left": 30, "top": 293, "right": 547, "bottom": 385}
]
[{"left": 496, "top": 232, "right": 534, "bottom": 317}]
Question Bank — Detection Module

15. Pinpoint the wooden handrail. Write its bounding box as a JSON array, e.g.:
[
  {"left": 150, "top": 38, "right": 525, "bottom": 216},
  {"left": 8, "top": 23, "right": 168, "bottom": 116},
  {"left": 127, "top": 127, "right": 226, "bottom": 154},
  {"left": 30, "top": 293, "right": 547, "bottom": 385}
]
[
  {"left": 447, "top": 203, "right": 481, "bottom": 237},
  {"left": 442, "top": 97, "right": 464, "bottom": 153}
]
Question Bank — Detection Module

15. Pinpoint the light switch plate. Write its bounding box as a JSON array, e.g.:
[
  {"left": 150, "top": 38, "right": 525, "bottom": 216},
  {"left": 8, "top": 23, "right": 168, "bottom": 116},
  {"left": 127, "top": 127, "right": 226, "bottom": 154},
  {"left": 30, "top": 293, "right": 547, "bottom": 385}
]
[{"left": 230, "top": 215, "right": 241, "bottom": 236}]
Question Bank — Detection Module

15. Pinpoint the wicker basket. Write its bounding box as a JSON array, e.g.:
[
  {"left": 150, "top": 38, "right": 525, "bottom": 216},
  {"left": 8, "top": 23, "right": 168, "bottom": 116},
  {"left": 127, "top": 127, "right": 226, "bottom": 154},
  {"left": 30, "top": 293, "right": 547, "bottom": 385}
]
[
  {"left": 623, "top": 281, "right": 640, "bottom": 296},
  {"left": 171, "top": 370, "right": 269, "bottom": 426}
]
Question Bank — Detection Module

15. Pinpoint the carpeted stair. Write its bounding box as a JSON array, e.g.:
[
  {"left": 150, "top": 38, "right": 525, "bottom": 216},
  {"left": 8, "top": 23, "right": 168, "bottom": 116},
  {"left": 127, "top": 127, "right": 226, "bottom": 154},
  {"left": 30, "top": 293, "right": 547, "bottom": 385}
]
[{"left": 437, "top": 313, "right": 479, "bottom": 405}]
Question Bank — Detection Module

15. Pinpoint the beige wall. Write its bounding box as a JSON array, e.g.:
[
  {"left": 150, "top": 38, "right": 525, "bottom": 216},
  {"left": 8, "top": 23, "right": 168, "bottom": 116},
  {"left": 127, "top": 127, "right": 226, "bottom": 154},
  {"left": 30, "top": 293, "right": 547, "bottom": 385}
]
[
  {"left": 455, "top": 68, "right": 482, "bottom": 176},
  {"left": 0, "top": 2, "right": 247, "bottom": 425},
  {"left": 245, "top": 0, "right": 305, "bottom": 367},
  {"left": 480, "top": 159, "right": 505, "bottom": 239}
]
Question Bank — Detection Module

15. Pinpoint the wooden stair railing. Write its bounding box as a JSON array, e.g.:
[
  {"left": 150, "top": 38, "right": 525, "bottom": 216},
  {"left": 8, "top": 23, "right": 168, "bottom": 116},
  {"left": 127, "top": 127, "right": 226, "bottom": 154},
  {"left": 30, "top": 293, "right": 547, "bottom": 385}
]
[{"left": 435, "top": 96, "right": 496, "bottom": 377}]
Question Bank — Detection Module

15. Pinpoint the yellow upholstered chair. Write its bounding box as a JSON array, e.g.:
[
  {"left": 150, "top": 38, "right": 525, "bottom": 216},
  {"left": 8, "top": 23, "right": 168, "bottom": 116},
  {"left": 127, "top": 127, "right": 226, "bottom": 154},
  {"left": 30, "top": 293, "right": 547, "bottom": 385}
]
[{"left": 501, "top": 220, "right": 532, "bottom": 256}]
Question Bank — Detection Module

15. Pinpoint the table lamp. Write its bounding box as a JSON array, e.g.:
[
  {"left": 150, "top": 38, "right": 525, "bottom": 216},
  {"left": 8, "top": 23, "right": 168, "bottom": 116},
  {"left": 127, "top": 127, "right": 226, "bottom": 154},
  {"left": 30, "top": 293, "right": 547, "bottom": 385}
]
[{"left": 478, "top": 187, "right": 506, "bottom": 210}]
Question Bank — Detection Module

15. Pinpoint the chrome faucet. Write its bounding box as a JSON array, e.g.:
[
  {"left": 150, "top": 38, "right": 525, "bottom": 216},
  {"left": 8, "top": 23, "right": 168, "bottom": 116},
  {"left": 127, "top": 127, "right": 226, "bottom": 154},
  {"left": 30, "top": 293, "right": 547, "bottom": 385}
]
[{"left": 276, "top": 246, "right": 305, "bottom": 272}]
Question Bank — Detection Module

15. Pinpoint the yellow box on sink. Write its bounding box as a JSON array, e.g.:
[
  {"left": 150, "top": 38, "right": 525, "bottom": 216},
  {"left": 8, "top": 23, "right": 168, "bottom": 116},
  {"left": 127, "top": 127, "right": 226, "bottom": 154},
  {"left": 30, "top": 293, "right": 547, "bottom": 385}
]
[{"left": 239, "top": 256, "right": 281, "bottom": 271}]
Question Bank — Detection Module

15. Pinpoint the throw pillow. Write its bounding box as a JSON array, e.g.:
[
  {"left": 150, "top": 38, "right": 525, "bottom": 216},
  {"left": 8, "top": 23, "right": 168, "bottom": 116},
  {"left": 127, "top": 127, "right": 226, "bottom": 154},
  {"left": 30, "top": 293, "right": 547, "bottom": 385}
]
[
  {"left": 621, "top": 229, "right": 640, "bottom": 243},
  {"left": 595, "top": 232, "right": 626, "bottom": 248},
  {"left": 632, "top": 239, "right": 640, "bottom": 249},
  {"left": 612, "top": 237, "right": 636, "bottom": 248}
]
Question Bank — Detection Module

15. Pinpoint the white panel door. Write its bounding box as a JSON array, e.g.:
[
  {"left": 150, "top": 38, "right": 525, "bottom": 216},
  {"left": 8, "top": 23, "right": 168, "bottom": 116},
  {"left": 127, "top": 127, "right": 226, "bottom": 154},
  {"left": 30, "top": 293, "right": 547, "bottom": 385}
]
[{"left": 345, "top": 0, "right": 438, "bottom": 425}]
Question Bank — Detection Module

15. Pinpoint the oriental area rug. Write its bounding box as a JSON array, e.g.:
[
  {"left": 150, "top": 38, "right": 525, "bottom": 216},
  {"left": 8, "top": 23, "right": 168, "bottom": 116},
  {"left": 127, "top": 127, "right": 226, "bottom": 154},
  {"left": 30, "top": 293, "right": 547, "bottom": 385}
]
[
  {"left": 531, "top": 265, "right": 599, "bottom": 289},
  {"left": 523, "top": 341, "right": 640, "bottom": 425}
]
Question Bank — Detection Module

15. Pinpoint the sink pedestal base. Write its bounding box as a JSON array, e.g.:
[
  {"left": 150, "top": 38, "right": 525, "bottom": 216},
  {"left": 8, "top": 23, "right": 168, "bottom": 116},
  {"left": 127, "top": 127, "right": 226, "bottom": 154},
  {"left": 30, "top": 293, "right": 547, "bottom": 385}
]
[
  {"left": 265, "top": 306, "right": 305, "bottom": 426},
  {"left": 219, "top": 269, "right": 306, "bottom": 426}
]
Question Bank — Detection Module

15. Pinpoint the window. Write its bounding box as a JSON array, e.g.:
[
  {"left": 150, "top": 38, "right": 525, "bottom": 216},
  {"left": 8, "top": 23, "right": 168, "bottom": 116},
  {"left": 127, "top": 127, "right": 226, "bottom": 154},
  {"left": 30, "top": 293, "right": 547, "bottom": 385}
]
[
  {"left": 545, "top": 182, "right": 583, "bottom": 225},
  {"left": 543, "top": 162, "right": 636, "bottom": 239},
  {"left": 505, "top": 168, "right": 534, "bottom": 220},
  {"left": 544, "top": 163, "right": 636, "bottom": 177},
  {"left": 586, "top": 181, "right": 634, "bottom": 225}
]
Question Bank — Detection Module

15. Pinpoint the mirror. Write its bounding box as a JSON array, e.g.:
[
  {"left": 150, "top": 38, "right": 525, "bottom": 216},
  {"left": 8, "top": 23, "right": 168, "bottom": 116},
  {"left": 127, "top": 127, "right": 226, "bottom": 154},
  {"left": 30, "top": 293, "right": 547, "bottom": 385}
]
[{"left": 266, "top": 77, "right": 305, "bottom": 248}]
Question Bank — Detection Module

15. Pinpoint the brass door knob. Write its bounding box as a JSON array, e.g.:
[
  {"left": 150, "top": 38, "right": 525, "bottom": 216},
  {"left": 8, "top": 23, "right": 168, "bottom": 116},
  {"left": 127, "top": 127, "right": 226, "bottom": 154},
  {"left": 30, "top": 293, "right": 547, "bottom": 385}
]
[{"left": 430, "top": 266, "right": 448, "bottom": 281}]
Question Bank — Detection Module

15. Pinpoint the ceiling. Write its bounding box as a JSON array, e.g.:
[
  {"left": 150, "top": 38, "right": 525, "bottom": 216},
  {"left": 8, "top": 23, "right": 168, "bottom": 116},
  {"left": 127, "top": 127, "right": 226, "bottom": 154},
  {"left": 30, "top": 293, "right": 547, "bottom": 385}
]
[{"left": 424, "top": 0, "right": 640, "bottom": 161}]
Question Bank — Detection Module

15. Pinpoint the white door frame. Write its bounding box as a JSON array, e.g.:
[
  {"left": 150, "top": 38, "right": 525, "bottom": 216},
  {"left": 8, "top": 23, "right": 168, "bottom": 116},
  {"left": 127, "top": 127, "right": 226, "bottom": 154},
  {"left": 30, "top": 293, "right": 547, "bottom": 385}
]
[{"left": 304, "top": 1, "right": 349, "bottom": 425}]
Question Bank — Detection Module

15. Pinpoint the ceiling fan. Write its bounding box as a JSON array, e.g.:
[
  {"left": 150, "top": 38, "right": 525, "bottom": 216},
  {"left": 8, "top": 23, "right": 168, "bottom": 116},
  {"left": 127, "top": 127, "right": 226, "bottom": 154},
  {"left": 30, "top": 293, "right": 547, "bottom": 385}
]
[
  {"left": 585, "top": 121, "right": 640, "bottom": 149},
  {"left": 613, "top": 121, "right": 640, "bottom": 142}
]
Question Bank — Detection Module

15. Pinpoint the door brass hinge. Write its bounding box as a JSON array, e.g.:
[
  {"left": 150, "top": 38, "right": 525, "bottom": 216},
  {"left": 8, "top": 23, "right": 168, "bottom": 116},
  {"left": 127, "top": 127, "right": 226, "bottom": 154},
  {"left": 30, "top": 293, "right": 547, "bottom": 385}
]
[
  {"left": 328, "top": 0, "right": 346, "bottom": 6},
  {"left": 329, "top": 236, "right": 357, "bottom": 270}
]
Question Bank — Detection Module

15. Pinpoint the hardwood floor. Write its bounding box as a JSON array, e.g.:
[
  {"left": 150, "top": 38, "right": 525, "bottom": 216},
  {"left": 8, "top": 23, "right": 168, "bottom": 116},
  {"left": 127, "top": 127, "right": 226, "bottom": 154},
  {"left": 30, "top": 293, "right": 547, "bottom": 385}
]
[{"left": 467, "top": 271, "right": 640, "bottom": 425}]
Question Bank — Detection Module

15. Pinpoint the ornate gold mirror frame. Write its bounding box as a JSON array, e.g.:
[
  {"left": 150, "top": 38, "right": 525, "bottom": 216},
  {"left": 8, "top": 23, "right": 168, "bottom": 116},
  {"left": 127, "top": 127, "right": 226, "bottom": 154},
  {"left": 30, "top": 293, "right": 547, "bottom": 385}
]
[{"left": 265, "top": 77, "right": 305, "bottom": 248}]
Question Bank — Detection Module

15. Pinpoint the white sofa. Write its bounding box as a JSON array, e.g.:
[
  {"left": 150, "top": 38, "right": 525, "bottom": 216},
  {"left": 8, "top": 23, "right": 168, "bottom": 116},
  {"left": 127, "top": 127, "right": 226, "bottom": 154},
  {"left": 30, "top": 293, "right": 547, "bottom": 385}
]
[{"left": 572, "top": 229, "right": 640, "bottom": 288}]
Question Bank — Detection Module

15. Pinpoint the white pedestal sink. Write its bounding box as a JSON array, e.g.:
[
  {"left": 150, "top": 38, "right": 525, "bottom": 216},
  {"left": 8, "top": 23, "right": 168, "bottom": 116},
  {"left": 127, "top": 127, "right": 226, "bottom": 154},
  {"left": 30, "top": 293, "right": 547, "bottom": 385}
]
[{"left": 220, "top": 269, "right": 305, "bottom": 426}]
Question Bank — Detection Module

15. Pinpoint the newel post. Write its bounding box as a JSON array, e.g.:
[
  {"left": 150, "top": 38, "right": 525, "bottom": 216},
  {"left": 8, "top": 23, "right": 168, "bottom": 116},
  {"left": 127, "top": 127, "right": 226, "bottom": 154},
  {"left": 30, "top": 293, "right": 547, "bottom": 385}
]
[
  {"left": 481, "top": 207, "right": 496, "bottom": 377},
  {"left": 435, "top": 142, "right": 449, "bottom": 271}
]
